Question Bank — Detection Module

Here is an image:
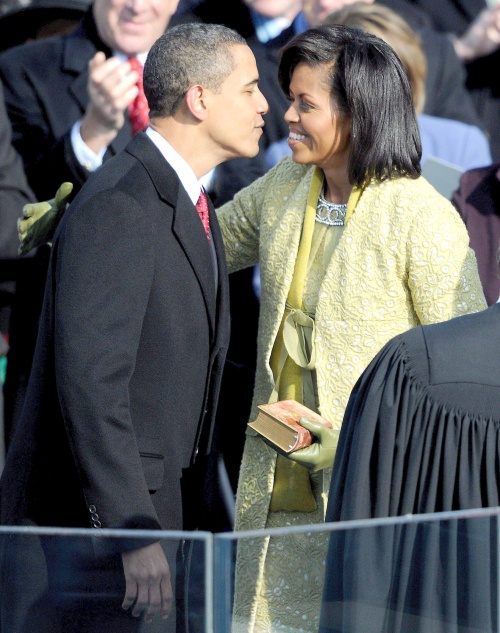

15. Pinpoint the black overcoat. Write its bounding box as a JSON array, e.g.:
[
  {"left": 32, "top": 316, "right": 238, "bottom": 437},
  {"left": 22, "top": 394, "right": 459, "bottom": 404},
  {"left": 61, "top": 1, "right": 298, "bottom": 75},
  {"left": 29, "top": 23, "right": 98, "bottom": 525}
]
[{"left": 0, "top": 132, "right": 230, "bottom": 537}]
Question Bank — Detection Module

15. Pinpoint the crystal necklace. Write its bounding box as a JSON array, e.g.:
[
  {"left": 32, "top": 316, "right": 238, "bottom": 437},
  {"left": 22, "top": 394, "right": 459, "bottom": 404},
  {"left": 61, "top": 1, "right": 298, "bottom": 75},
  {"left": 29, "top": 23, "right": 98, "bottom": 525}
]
[{"left": 316, "top": 187, "right": 348, "bottom": 226}]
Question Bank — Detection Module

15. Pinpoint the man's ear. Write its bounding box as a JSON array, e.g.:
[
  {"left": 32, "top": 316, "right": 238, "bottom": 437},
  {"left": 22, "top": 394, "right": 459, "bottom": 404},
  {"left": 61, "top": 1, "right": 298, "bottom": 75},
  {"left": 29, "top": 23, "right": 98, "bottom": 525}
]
[{"left": 185, "top": 84, "right": 209, "bottom": 121}]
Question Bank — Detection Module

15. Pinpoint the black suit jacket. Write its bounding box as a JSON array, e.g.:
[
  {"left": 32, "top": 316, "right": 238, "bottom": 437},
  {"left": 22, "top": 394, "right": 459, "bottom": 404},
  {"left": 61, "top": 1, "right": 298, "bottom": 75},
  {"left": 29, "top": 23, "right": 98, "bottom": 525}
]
[
  {"left": 0, "top": 9, "right": 132, "bottom": 200},
  {"left": 0, "top": 81, "right": 34, "bottom": 261},
  {"left": 0, "top": 133, "right": 230, "bottom": 537}
]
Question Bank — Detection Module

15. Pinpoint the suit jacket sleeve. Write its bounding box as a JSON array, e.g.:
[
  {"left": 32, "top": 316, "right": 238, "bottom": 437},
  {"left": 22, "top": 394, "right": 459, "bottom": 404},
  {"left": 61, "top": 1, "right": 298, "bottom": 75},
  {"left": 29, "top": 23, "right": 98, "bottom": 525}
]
[
  {"left": 53, "top": 189, "right": 160, "bottom": 530},
  {"left": 0, "top": 81, "right": 35, "bottom": 259}
]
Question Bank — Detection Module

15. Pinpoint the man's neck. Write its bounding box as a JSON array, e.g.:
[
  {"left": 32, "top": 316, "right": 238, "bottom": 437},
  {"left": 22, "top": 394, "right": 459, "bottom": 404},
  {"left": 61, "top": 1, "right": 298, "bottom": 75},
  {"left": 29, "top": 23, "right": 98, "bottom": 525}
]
[{"left": 149, "top": 119, "right": 218, "bottom": 181}]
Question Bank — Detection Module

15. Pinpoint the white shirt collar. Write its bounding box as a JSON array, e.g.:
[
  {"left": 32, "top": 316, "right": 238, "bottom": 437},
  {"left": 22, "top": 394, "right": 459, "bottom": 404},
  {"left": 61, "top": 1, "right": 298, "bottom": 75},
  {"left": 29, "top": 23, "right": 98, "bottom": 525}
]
[
  {"left": 114, "top": 51, "right": 149, "bottom": 65},
  {"left": 145, "top": 127, "right": 202, "bottom": 205},
  {"left": 250, "top": 11, "right": 292, "bottom": 42}
]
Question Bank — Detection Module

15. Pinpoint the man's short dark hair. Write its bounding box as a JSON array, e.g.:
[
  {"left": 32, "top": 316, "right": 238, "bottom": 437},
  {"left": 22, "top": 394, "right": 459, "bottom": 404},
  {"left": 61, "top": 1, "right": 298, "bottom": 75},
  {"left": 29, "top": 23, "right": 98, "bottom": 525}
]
[
  {"left": 144, "top": 23, "right": 246, "bottom": 118},
  {"left": 278, "top": 24, "right": 422, "bottom": 187}
]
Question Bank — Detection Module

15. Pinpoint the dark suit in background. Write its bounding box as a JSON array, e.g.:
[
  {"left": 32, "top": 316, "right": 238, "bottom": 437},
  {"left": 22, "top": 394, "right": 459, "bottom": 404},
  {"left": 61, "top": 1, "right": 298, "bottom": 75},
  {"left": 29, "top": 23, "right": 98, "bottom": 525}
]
[
  {"left": 0, "top": 74, "right": 34, "bottom": 337},
  {"left": 0, "top": 9, "right": 132, "bottom": 201},
  {"left": 403, "top": 0, "right": 485, "bottom": 33},
  {"left": 0, "top": 80, "right": 34, "bottom": 261},
  {"left": 0, "top": 8, "right": 135, "bottom": 447},
  {"left": 0, "top": 77, "right": 35, "bottom": 472}
]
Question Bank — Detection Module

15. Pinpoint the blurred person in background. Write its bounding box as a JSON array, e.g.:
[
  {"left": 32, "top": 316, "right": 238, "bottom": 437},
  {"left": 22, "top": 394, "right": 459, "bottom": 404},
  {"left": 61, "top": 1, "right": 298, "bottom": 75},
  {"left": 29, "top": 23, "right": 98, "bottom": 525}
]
[
  {"left": 401, "top": 0, "right": 500, "bottom": 161},
  {"left": 323, "top": 2, "right": 492, "bottom": 170},
  {"left": 0, "top": 0, "right": 179, "bottom": 451},
  {"left": 452, "top": 163, "right": 500, "bottom": 305}
]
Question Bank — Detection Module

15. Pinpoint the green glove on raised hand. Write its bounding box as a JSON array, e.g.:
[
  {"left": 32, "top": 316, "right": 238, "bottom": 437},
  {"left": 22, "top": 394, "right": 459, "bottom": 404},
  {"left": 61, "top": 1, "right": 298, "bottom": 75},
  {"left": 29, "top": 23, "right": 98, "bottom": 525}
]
[
  {"left": 287, "top": 417, "right": 340, "bottom": 472},
  {"left": 18, "top": 182, "right": 73, "bottom": 255}
]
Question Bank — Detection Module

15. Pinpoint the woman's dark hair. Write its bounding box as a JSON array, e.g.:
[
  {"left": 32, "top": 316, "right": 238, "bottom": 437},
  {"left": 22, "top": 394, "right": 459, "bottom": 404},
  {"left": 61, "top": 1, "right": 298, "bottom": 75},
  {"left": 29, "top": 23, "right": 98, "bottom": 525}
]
[{"left": 278, "top": 24, "right": 421, "bottom": 186}]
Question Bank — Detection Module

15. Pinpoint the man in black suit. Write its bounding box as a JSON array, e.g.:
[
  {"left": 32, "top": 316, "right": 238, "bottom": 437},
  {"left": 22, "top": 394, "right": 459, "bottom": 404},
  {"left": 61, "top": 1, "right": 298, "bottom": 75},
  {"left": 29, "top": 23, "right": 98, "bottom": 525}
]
[
  {"left": 0, "top": 0, "right": 179, "bottom": 448},
  {"left": 0, "top": 0, "right": 179, "bottom": 200},
  {"left": 0, "top": 22, "right": 268, "bottom": 632}
]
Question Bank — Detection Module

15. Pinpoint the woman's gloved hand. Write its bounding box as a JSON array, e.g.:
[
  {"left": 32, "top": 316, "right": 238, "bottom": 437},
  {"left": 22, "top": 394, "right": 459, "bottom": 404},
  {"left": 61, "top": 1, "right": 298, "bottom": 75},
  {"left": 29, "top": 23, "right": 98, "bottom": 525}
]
[
  {"left": 287, "top": 417, "right": 339, "bottom": 472},
  {"left": 18, "top": 182, "right": 73, "bottom": 255}
]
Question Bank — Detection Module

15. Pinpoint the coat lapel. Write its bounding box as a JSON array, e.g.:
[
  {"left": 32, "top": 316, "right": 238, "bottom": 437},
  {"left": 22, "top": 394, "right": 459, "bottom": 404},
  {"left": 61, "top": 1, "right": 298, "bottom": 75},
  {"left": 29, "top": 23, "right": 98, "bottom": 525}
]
[
  {"left": 171, "top": 190, "right": 218, "bottom": 338},
  {"left": 63, "top": 16, "right": 132, "bottom": 157},
  {"left": 126, "top": 133, "right": 217, "bottom": 337},
  {"left": 61, "top": 32, "right": 94, "bottom": 118},
  {"left": 208, "top": 196, "right": 230, "bottom": 340}
]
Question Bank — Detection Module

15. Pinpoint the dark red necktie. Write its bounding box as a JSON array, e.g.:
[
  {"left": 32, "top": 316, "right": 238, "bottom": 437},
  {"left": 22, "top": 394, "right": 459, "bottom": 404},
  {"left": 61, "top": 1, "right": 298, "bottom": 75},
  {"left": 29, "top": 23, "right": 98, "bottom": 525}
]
[
  {"left": 127, "top": 57, "right": 149, "bottom": 135},
  {"left": 196, "top": 189, "right": 210, "bottom": 240}
]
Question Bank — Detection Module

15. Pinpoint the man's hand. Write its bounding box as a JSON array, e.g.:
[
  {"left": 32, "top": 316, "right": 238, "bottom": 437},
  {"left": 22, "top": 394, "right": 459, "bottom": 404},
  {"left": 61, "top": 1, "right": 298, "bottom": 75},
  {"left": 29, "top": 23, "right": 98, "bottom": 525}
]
[
  {"left": 453, "top": 6, "right": 500, "bottom": 61},
  {"left": 121, "top": 542, "right": 172, "bottom": 623},
  {"left": 80, "top": 52, "right": 139, "bottom": 153},
  {"left": 18, "top": 182, "right": 73, "bottom": 255},
  {"left": 287, "top": 417, "right": 340, "bottom": 472}
]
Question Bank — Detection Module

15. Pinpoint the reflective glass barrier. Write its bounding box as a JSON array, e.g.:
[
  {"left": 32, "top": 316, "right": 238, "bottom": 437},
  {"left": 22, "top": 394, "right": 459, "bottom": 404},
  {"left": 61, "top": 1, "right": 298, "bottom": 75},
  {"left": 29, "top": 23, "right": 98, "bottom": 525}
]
[
  {"left": 213, "top": 507, "right": 500, "bottom": 633},
  {"left": 1, "top": 508, "right": 500, "bottom": 632},
  {"left": 0, "top": 527, "right": 213, "bottom": 633}
]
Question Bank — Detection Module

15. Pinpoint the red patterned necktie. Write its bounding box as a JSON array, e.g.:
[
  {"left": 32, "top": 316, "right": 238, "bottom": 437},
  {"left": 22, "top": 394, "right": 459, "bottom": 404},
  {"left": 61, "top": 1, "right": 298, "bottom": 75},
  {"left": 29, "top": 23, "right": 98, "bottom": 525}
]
[
  {"left": 127, "top": 56, "right": 149, "bottom": 135},
  {"left": 196, "top": 189, "right": 210, "bottom": 240}
]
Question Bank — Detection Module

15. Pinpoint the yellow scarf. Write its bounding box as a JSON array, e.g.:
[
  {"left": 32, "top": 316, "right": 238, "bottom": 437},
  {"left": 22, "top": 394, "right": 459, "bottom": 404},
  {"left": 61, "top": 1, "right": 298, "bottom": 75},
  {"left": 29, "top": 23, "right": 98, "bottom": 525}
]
[{"left": 269, "top": 167, "right": 361, "bottom": 512}]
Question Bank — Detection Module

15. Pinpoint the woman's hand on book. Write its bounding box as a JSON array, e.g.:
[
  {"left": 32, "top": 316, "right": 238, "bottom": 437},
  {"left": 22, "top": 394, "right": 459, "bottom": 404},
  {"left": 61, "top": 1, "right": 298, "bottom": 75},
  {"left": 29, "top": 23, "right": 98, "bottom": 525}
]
[{"left": 287, "top": 417, "right": 339, "bottom": 472}]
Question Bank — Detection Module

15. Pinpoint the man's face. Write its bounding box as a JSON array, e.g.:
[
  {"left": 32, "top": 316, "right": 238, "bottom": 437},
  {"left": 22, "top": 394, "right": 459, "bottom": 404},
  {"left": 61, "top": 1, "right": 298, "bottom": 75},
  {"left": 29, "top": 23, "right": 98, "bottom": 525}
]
[
  {"left": 93, "top": 0, "right": 179, "bottom": 55},
  {"left": 205, "top": 44, "right": 269, "bottom": 161},
  {"left": 242, "top": 0, "right": 302, "bottom": 21}
]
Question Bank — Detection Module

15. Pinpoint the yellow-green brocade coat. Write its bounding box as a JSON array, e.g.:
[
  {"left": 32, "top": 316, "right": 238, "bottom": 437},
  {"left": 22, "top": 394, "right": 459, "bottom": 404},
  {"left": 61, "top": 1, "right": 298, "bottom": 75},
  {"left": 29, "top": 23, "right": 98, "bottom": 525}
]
[{"left": 216, "top": 157, "right": 487, "bottom": 633}]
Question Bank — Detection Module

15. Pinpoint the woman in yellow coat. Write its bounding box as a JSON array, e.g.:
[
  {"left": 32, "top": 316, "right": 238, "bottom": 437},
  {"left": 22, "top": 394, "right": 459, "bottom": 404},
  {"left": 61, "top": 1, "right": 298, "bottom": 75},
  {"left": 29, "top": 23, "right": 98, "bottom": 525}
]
[{"left": 216, "top": 24, "right": 487, "bottom": 633}]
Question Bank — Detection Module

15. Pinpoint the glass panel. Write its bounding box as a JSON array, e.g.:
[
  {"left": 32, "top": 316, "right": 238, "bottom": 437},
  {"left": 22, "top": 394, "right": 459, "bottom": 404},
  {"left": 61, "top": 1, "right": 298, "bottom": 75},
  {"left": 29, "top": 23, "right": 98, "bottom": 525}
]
[
  {"left": 1, "top": 510, "right": 499, "bottom": 632},
  {"left": 0, "top": 527, "right": 212, "bottom": 633},
  {"left": 214, "top": 509, "right": 500, "bottom": 633}
]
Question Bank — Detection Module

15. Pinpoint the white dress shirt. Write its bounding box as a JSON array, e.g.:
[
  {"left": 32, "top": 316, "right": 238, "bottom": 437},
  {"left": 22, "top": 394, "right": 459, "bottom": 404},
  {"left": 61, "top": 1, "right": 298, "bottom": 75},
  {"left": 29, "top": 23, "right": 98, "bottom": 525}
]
[{"left": 71, "top": 51, "right": 148, "bottom": 171}]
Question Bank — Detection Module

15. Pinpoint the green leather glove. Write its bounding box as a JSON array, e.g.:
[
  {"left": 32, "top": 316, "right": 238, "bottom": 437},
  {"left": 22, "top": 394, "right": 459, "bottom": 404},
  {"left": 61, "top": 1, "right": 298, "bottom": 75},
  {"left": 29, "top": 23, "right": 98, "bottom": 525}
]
[
  {"left": 18, "top": 182, "right": 73, "bottom": 255},
  {"left": 287, "top": 417, "right": 340, "bottom": 472}
]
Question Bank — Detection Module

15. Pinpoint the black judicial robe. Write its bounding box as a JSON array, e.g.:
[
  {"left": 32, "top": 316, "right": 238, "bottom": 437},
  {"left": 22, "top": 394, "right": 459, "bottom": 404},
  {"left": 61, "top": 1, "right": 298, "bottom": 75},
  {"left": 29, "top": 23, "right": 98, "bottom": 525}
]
[{"left": 321, "top": 303, "right": 500, "bottom": 633}]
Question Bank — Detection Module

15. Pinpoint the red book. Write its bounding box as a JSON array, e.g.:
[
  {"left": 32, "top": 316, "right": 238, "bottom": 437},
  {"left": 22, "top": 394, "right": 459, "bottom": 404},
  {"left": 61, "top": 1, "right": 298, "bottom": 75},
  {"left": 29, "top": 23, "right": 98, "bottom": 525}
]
[{"left": 248, "top": 399, "right": 333, "bottom": 454}]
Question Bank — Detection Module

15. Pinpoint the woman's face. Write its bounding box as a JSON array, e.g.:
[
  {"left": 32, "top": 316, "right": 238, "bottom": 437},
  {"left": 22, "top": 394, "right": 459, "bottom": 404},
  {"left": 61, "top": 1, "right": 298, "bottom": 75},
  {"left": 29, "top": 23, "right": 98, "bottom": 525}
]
[{"left": 284, "top": 62, "right": 351, "bottom": 171}]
